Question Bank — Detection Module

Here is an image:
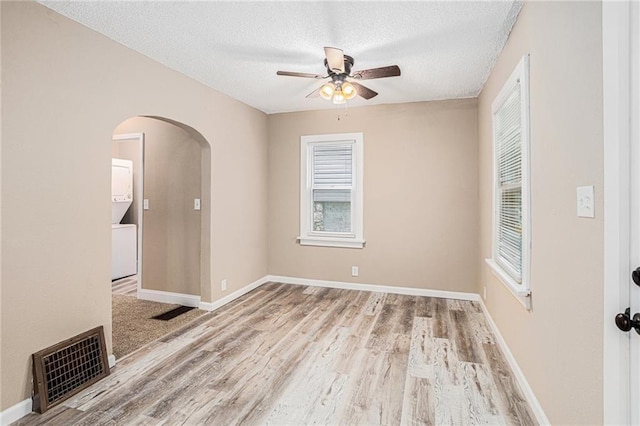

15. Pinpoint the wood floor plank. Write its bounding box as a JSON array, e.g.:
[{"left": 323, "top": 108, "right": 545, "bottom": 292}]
[
  {"left": 401, "top": 376, "right": 436, "bottom": 426},
  {"left": 364, "top": 291, "right": 386, "bottom": 316},
  {"left": 450, "top": 309, "right": 484, "bottom": 364},
  {"left": 131, "top": 414, "right": 167, "bottom": 425},
  {"left": 263, "top": 326, "right": 351, "bottom": 425},
  {"left": 366, "top": 294, "right": 415, "bottom": 352},
  {"left": 157, "top": 387, "right": 226, "bottom": 425},
  {"left": 432, "top": 338, "right": 467, "bottom": 424},
  {"left": 261, "top": 281, "right": 283, "bottom": 291},
  {"left": 467, "top": 311, "right": 496, "bottom": 345},
  {"left": 19, "top": 283, "right": 538, "bottom": 426},
  {"left": 482, "top": 343, "right": 537, "bottom": 426},
  {"left": 67, "top": 341, "right": 221, "bottom": 423},
  {"left": 432, "top": 297, "right": 451, "bottom": 339},
  {"left": 460, "top": 361, "right": 505, "bottom": 424},
  {"left": 201, "top": 284, "right": 294, "bottom": 330},
  {"left": 13, "top": 406, "right": 86, "bottom": 426},
  {"left": 333, "top": 292, "right": 384, "bottom": 376},
  {"left": 338, "top": 349, "right": 387, "bottom": 425},
  {"left": 413, "top": 295, "right": 436, "bottom": 318},
  {"left": 302, "top": 285, "right": 320, "bottom": 294},
  {"left": 446, "top": 298, "right": 467, "bottom": 311},
  {"left": 340, "top": 349, "right": 409, "bottom": 425},
  {"left": 407, "top": 317, "right": 436, "bottom": 379},
  {"left": 141, "top": 350, "right": 221, "bottom": 420},
  {"left": 190, "top": 332, "right": 313, "bottom": 425},
  {"left": 63, "top": 324, "right": 219, "bottom": 412},
  {"left": 111, "top": 276, "right": 137, "bottom": 296},
  {"left": 379, "top": 351, "right": 412, "bottom": 425}
]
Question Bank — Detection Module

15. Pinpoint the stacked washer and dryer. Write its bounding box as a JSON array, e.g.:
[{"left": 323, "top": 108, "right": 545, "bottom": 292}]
[{"left": 111, "top": 159, "right": 138, "bottom": 280}]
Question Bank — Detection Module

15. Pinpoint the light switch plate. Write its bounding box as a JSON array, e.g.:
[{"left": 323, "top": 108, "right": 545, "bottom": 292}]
[
  {"left": 577, "top": 186, "right": 595, "bottom": 218},
  {"left": 194, "top": 198, "right": 201, "bottom": 211}
]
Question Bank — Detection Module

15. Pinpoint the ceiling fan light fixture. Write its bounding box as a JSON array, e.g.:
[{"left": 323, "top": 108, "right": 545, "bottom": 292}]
[
  {"left": 319, "top": 82, "right": 335, "bottom": 100},
  {"left": 341, "top": 81, "right": 357, "bottom": 100},
  {"left": 332, "top": 89, "right": 346, "bottom": 104}
]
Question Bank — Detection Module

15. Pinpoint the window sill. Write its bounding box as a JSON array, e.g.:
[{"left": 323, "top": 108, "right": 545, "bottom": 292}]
[
  {"left": 485, "top": 258, "right": 531, "bottom": 310},
  {"left": 298, "top": 236, "right": 365, "bottom": 249}
]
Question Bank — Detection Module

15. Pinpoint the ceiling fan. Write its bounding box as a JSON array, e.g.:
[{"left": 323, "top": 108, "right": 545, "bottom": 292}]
[{"left": 277, "top": 47, "right": 401, "bottom": 104}]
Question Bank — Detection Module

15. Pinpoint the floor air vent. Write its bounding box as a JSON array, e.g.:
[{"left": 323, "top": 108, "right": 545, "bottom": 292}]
[{"left": 32, "top": 326, "right": 110, "bottom": 413}]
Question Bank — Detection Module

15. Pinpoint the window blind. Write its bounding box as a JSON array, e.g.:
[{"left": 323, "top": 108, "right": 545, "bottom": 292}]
[
  {"left": 313, "top": 144, "right": 353, "bottom": 187},
  {"left": 495, "top": 80, "right": 523, "bottom": 281},
  {"left": 311, "top": 143, "right": 353, "bottom": 233}
]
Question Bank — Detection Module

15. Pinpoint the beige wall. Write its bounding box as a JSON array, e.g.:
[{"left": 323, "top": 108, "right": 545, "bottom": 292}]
[
  {"left": 0, "top": 1, "right": 268, "bottom": 410},
  {"left": 115, "top": 117, "right": 202, "bottom": 296},
  {"left": 268, "top": 100, "right": 479, "bottom": 292},
  {"left": 478, "top": 2, "right": 603, "bottom": 424},
  {"left": 1, "top": 0, "right": 608, "bottom": 420}
]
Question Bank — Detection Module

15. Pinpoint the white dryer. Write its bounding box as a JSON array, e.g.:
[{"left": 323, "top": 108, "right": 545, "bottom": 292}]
[
  {"left": 112, "top": 159, "right": 137, "bottom": 280},
  {"left": 112, "top": 158, "right": 133, "bottom": 224}
]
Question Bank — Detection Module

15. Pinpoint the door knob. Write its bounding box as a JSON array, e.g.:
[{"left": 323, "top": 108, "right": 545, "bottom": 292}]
[
  {"left": 615, "top": 308, "right": 640, "bottom": 335},
  {"left": 632, "top": 267, "right": 640, "bottom": 287}
]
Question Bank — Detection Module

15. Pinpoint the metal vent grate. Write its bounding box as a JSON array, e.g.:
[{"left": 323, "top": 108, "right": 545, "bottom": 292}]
[{"left": 32, "top": 326, "right": 110, "bottom": 413}]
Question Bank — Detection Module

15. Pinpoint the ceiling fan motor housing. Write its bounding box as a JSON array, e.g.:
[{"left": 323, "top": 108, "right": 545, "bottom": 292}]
[{"left": 324, "top": 55, "right": 354, "bottom": 77}]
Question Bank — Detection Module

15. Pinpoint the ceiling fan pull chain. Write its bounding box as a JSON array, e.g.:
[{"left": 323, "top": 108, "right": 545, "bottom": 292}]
[{"left": 337, "top": 103, "right": 349, "bottom": 121}]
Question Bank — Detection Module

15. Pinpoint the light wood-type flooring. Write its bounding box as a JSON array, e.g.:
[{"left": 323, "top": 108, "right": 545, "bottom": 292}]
[
  {"left": 18, "top": 282, "right": 536, "bottom": 425},
  {"left": 111, "top": 276, "right": 138, "bottom": 296}
]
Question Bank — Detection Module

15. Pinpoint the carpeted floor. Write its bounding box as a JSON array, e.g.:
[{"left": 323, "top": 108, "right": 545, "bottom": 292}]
[{"left": 112, "top": 294, "right": 206, "bottom": 359}]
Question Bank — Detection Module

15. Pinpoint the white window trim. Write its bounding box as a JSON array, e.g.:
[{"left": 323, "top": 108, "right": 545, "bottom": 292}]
[
  {"left": 299, "top": 132, "right": 364, "bottom": 249},
  {"left": 486, "top": 54, "right": 532, "bottom": 309}
]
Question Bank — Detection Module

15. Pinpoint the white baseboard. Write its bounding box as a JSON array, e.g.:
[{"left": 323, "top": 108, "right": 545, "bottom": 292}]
[
  {"left": 267, "top": 275, "right": 481, "bottom": 301},
  {"left": 0, "top": 398, "right": 32, "bottom": 426},
  {"left": 108, "top": 354, "right": 116, "bottom": 369},
  {"left": 138, "top": 289, "right": 201, "bottom": 307},
  {"left": 199, "top": 276, "right": 270, "bottom": 311},
  {"left": 478, "top": 299, "right": 550, "bottom": 425}
]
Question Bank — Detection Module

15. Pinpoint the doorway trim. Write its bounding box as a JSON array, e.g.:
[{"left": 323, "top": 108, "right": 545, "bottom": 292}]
[
  {"left": 603, "top": 1, "right": 632, "bottom": 423},
  {"left": 112, "top": 132, "right": 145, "bottom": 296}
]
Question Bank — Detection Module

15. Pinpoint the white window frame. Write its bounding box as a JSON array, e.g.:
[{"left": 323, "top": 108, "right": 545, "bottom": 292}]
[
  {"left": 299, "top": 132, "right": 364, "bottom": 249},
  {"left": 485, "top": 54, "right": 531, "bottom": 309}
]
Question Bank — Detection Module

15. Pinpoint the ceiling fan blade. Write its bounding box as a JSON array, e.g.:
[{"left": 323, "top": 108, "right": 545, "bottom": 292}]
[
  {"left": 350, "top": 81, "right": 378, "bottom": 100},
  {"left": 324, "top": 47, "right": 345, "bottom": 73},
  {"left": 306, "top": 86, "right": 321, "bottom": 98},
  {"left": 352, "top": 65, "right": 401, "bottom": 80},
  {"left": 277, "top": 70, "right": 325, "bottom": 79}
]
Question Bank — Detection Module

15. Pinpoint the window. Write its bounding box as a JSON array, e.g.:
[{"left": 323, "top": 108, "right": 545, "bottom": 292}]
[
  {"left": 486, "top": 55, "right": 531, "bottom": 305},
  {"left": 299, "top": 133, "right": 364, "bottom": 248}
]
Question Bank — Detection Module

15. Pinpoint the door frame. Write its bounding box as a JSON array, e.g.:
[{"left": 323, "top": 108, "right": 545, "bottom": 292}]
[
  {"left": 112, "top": 132, "right": 145, "bottom": 295},
  {"left": 603, "top": 1, "right": 635, "bottom": 423}
]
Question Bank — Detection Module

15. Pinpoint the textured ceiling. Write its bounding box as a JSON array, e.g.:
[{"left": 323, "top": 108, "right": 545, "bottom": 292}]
[{"left": 38, "top": 1, "right": 522, "bottom": 114}]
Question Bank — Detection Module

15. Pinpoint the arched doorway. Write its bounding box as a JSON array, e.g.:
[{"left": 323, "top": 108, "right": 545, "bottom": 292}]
[{"left": 110, "top": 116, "right": 212, "bottom": 358}]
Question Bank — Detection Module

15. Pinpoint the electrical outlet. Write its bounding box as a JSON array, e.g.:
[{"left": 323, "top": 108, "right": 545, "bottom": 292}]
[
  {"left": 143, "top": 199, "right": 149, "bottom": 210},
  {"left": 351, "top": 266, "right": 359, "bottom": 277},
  {"left": 221, "top": 279, "right": 227, "bottom": 291}
]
